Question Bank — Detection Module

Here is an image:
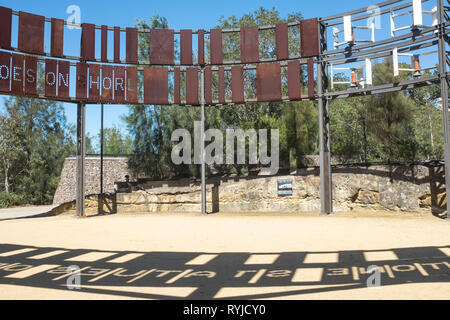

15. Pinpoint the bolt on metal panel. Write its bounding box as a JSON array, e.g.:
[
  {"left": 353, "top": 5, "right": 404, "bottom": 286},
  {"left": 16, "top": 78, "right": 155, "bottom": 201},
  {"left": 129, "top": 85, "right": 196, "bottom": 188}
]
[
  {"left": 114, "top": 27, "right": 121, "bottom": 63},
  {"left": 101, "top": 65, "right": 113, "bottom": 103},
  {"left": 51, "top": 18, "right": 64, "bottom": 58},
  {"left": 288, "top": 61, "right": 301, "bottom": 100},
  {"left": 44, "top": 58, "right": 57, "bottom": 98},
  {"left": 256, "top": 63, "right": 282, "bottom": 102},
  {"left": 307, "top": 59, "right": 315, "bottom": 99},
  {"left": 198, "top": 29, "right": 205, "bottom": 66},
  {"left": 18, "top": 11, "right": 45, "bottom": 55},
  {"left": 126, "top": 67, "right": 138, "bottom": 103},
  {"left": 81, "top": 23, "right": 96, "bottom": 61},
  {"left": 58, "top": 60, "right": 70, "bottom": 99},
  {"left": 218, "top": 66, "right": 225, "bottom": 104},
  {"left": 0, "top": 7, "right": 12, "bottom": 49},
  {"left": 180, "top": 29, "right": 193, "bottom": 65},
  {"left": 186, "top": 67, "right": 199, "bottom": 105},
  {"left": 150, "top": 29, "right": 175, "bottom": 65},
  {"left": 144, "top": 67, "right": 169, "bottom": 105},
  {"left": 101, "top": 25, "right": 108, "bottom": 62},
  {"left": 205, "top": 67, "right": 212, "bottom": 104},
  {"left": 174, "top": 67, "right": 181, "bottom": 104},
  {"left": 113, "top": 66, "right": 126, "bottom": 103},
  {"left": 88, "top": 63, "right": 101, "bottom": 102},
  {"left": 126, "top": 28, "right": 138, "bottom": 64},
  {"left": 210, "top": 29, "right": 223, "bottom": 65},
  {"left": 300, "top": 18, "right": 319, "bottom": 58},
  {"left": 241, "top": 26, "right": 259, "bottom": 63},
  {"left": 11, "top": 54, "right": 24, "bottom": 95},
  {"left": 76, "top": 62, "right": 88, "bottom": 100},
  {"left": 0, "top": 51, "right": 10, "bottom": 93},
  {"left": 24, "top": 55, "right": 37, "bottom": 97},
  {"left": 232, "top": 65, "right": 245, "bottom": 104},
  {"left": 276, "top": 23, "right": 289, "bottom": 61}
]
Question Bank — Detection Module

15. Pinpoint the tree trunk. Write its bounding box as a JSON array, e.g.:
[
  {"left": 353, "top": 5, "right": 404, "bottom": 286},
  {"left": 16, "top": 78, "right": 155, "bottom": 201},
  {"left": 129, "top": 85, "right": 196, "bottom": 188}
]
[
  {"left": 428, "top": 110, "right": 435, "bottom": 159},
  {"left": 3, "top": 160, "right": 9, "bottom": 193},
  {"left": 362, "top": 116, "right": 368, "bottom": 165}
]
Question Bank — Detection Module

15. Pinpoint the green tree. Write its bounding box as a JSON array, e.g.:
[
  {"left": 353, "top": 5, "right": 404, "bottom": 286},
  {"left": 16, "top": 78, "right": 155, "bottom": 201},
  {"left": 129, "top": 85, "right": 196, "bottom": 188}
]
[
  {"left": 98, "top": 126, "right": 133, "bottom": 155},
  {"left": 0, "top": 110, "right": 26, "bottom": 194},
  {"left": 366, "top": 60, "right": 417, "bottom": 163},
  {"left": 0, "top": 95, "right": 74, "bottom": 204}
]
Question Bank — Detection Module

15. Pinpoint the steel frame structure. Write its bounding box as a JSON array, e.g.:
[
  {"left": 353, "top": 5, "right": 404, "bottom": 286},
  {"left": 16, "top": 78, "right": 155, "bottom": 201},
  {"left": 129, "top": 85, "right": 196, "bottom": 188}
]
[{"left": 1, "top": 0, "right": 449, "bottom": 218}]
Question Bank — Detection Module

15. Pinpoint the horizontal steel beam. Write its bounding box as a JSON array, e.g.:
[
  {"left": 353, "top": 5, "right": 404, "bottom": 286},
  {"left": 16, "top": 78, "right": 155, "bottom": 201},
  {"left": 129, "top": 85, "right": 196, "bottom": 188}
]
[{"left": 325, "top": 74, "right": 443, "bottom": 99}]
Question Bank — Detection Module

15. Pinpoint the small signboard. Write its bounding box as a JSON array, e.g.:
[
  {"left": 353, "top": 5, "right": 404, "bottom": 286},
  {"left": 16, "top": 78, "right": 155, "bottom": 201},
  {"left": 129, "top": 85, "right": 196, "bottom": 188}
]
[{"left": 278, "top": 179, "right": 293, "bottom": 196}]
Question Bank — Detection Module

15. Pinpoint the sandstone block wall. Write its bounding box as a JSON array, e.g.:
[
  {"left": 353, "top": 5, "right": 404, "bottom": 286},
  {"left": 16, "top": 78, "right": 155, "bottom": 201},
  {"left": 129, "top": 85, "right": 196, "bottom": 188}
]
[
  {"left": 53, "top": 158, "right": 446, "bottom": 213},
  {"left": 114, "top": 163, "right": 446, "bottom": 213}
]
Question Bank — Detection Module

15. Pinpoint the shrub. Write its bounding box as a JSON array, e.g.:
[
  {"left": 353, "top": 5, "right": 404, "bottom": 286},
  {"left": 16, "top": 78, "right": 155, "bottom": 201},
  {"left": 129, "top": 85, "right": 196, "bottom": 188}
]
[{"left": 0, "top": 192, "right": 24, "bottom": 208}]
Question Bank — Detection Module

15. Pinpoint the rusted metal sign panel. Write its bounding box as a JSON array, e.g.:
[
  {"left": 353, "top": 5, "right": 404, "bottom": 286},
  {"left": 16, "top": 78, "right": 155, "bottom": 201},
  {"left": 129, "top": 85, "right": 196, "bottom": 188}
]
[
  {"left": 256, "top": 63, "right": 281, "bottom": 102},
  {"left": 81, "top": 23, "right": 96, "bottom": 61},
  {"left": 173, "top": 68, "right": 181, "bottom": 104},
  {"left": 113, "top": 66, "right": 125, "bottom": 103},
  {"left": 114, "top": 27, "right": 121, "bottom": 63},
  {"left": 205, "top": 67, "right": 212, "bottom": 104},
  {"left": 218, "top": 67, "right": 225, "bottom": 104},
  {"left": 150, "top": 29, "right": 174, "bottom": 65},
  {"left": 307, "top": 59, "right": 315, "bottom": 99},
  {"left": 101, "top": 65, "right": 113, "bottom": 102},
  {"left": 210, "top": 29, "right": 223, "bottom": 65},
  {"left": 241, "top": 27, "right": 259, "bottom": 63},
  {"left": 198, "top": 30, "right": 205, "bottom": 66},
  {"left": 76, "top": 62, "right": 88, "bottom": 100},
  {"left": 288, "top": 61, "right": 301, "bottom": 100},
  {"left": 101, "top": 25, "right": 108, "bottom": 62},
  {"left": 276, "top": 23, "right": 289, "bottom": 61},
  {"left": 232, "top": 66, "right": 244, "bottom": 104},
  {"left": 126, "top": 67, "right": 138, "bottom": 103},
  {"left": 186, "top": 68, "right": 199, "bottom": 105},
  {"left": 18, "top": 12, "right": 45, "bottom": 55},
  {"left": 44, "top": 58, "right": 57, "bottom": 98},
  {"left": 88, "top": 64, "right": 101, "bottom": 102},
  {"left": 144, "top": 67, "right": 169, "bottom": 105},
  {"left": 180, "top": 30, "right": 193, "bottom": 65},
  {"left": 300, "top": 18, "right": 319, "bottom": 58},
  {"left": 24, "top": 56, "right": 37, "bottom": 96},
  {"left": 11, "top": 54, "right": 24, "bottom": 95},
  {"left": 58, "top": 60, "right": 70, "bottom": 99},
  {"left": 126, "top": 28, "right": 138, "bottom": 64},
  {"left": 0, "top": 51, "right": 11, "bottom": 92},
  {"left": 51, "top": 18, "right": 64, "bottom": 58},
  {"left": 0, "top": 7, "right": 12, "bottom": 49}
]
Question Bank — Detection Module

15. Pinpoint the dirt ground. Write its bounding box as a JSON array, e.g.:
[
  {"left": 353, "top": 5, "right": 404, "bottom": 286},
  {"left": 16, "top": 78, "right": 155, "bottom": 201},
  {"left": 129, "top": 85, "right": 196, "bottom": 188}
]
[{"left": 0, "top": 210, "right": 449, "bottom": 300}]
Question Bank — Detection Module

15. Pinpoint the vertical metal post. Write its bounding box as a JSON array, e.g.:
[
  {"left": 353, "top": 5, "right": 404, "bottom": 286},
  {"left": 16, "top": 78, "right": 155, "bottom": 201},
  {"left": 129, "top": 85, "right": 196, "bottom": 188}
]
[
  {"left": 318, "top": 22, "right": 333, "bottom": 215},
  {"left": 100, "top": 103, "right": 104, "bottom": 196},
  {"left": 200, "top": 66, "right": 207, "bottom": 214},
  {"left": 76, "top": 102, "right": 86, "bottom": 217},
  {"left": 99, "top": 103, "right": 104, "bottom": 214},
  {"left": 437, "top": 0, "right": 450, "bottom": 220}
]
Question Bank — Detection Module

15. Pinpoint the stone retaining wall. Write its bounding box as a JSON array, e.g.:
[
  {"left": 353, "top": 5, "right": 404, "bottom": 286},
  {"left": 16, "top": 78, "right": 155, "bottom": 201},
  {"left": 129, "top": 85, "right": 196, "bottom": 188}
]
[
  {"left": 114, "top": 164, "right": 446, "bottom": 213},
  {"left": 53, "top": 157, "right": 133, "bottom": 205},
  {"left": 53, "top": 159, "right": 446, "bottom": 213}
]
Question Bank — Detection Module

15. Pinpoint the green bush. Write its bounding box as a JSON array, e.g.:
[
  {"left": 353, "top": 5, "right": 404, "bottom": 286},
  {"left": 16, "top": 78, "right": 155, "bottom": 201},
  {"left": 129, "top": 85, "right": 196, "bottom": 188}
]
[{"left": 0, "top": 192, "right": 24, "bottom": 208}]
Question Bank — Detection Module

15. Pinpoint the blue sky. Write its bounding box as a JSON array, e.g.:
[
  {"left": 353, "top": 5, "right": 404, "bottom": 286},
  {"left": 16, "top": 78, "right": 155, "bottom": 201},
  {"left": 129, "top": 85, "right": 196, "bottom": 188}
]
[{"left": 0, "top": 0, "right": 441, "bottom": 150}]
